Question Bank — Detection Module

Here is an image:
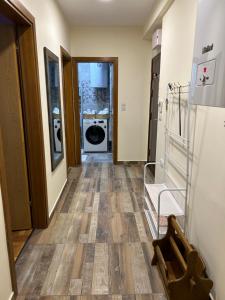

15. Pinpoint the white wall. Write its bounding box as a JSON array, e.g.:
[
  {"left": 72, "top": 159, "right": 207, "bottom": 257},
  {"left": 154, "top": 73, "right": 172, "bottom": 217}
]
[
  {"left": 155, "top": 0, "right": 225, "bottom": 299},
  {"left": 0, "top": 188, "right": 13, "bottom": 300},
  {"left": 70, "top": 27, "right": 152, "bottom": 161},
  {"left": 155, "top": 0, "right": 197, "bottom": 182},
  {"left": 19, "top": 0, "right": 70, "bottom": 214}
]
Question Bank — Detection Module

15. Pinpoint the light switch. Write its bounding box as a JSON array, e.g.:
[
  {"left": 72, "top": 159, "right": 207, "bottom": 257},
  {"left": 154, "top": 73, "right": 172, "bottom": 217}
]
[
  {"left": 121, "top": 103, "right": 126, "bottom": 112},
  {"left": 196, "top": 59, "right": 216, "bottom": 86}
]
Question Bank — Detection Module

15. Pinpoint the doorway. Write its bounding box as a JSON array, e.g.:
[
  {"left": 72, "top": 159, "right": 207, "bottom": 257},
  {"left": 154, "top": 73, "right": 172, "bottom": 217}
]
[
  {"left": 73, "top": 58, "right": 118, "bottom": 164},
  {"left": 147, "top": 53, "right": 161, "bottom": 176},
  {"left": 0, "top": 1, "right": 48, "bottom": 296}
]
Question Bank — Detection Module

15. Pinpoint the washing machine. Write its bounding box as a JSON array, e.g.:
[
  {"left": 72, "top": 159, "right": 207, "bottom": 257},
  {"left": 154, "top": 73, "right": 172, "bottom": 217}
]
[
  {"left": 83, "top": 119, "right": 108, "bottom": 152},
  {"left": 53, "top": 118, "right": 62, "bottom": 152}
]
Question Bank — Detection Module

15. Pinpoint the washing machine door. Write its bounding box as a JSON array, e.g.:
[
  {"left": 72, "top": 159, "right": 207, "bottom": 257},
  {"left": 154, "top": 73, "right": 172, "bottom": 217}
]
[{"left": 86, "top": 125, "right": 105, "bottom": 145}]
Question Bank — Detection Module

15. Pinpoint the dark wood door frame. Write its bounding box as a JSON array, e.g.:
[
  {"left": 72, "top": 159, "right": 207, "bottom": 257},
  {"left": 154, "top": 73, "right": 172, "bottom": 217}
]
[
  {"left": 0, "top": 0, "right": 49, "bottom": 296},
  {"left": 147, "top": 53, "right": 161, "bottom": 175},
  {"left": 72, "top": 57, "right": 118, "bottom": 164},
  {"left": 61, "top": 46, "right": 76, "bottom": 170}
]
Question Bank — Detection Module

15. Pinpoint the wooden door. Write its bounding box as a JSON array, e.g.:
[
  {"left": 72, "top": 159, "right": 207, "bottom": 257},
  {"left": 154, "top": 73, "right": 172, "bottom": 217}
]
[
  {"left": 0, "top": 20, "right": 32, "bottom": 230},
  {"left": 61, "top": 49, "right": 77, "bottom": 169},
  {"left": 147, "top": 54, "right": 161, "bottom": 176}
]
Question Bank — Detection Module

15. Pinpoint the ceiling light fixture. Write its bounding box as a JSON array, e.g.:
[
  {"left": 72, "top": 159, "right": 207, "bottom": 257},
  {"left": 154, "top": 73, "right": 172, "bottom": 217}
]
[{"left": 98, "top": 0, "right": 112, "bottom": 2}]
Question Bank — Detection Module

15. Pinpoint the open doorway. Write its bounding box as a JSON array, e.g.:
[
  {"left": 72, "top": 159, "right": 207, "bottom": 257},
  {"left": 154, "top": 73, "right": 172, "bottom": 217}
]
[{"left": 73, "top": 58, "right": 118, "bottom": 164}]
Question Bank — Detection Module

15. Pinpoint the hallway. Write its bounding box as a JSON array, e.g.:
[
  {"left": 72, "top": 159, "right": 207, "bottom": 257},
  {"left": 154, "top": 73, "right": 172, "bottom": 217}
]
[{"left": 15, "top": 162, "right": 165, "bottom": 299}]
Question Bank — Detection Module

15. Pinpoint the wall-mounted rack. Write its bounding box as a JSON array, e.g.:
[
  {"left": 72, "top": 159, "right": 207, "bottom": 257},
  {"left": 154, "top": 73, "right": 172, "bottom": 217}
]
[{"left": 144, "top": 82, "right": 191, "bottom": 239}]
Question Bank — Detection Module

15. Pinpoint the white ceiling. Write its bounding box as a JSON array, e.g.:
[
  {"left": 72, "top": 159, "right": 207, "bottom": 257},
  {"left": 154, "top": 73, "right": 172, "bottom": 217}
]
[{"left": 56, "top": 0, "right": 155, "bottom": 26}]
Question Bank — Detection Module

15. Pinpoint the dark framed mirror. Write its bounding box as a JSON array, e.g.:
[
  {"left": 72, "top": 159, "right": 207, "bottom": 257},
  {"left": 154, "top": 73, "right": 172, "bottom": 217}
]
[{"left": 44, "top": 47, "right": 64, "bottom": 171}]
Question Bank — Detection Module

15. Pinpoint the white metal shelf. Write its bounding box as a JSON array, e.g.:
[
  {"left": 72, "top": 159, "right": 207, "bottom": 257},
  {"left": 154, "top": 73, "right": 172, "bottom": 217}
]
[
  {"left": 145, "top": 183, "right": 184, "bottom": 216},
  {"left": 145, "top": 210, "right": 167, "bottom": 240},
  {"left": 144, "top": 82, "right": 191, "bottom": 239}
]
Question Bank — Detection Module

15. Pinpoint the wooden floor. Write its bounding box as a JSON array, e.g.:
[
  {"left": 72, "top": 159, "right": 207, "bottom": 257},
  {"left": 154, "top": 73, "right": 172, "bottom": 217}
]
[
  {"left": 12, "top": 229, "right": 33, "bottom": 261},
  {"left": 16, "top": 162, "right": 165, "bottom": 300},
  {"left": 82, "top": 153, "right": 113, "bottom": 163}
]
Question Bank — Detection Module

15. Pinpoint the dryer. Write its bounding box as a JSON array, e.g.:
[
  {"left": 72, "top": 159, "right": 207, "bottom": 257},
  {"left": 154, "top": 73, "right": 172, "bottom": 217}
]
[{"left": 83, "top": 119, "right": 108, "bottom": 152}]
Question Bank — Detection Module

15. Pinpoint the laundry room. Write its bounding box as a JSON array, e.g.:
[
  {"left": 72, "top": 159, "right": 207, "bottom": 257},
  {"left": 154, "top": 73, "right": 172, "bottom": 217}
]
[{"left": 78, "top": 62, "right": 114, "bottom": 162}]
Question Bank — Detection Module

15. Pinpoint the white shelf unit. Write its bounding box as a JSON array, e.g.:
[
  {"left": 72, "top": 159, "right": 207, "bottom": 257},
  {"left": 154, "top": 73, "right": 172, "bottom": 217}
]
[{"left": 144, "top": 83, "right": 191, "bottom": 239}]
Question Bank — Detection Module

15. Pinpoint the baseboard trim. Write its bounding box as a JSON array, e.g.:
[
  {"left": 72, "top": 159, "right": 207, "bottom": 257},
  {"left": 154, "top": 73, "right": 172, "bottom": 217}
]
[
  {"left": 9, "top": 292, "right": 14, "bottom": 300},
  {"left": 49, "top": 179, "right": 68, "bottom": 221}
]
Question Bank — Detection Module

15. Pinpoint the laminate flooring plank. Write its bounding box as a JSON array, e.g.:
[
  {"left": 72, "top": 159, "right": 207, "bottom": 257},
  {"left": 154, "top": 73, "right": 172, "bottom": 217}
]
[
  {"left": 81, "top": 262, "right": 94, "bottom": 295},
  {"left": 27, "top": 245, "right": 56, "bottom": 296},
  {"left": 70, "top": 193, "right": 89, "bottom": 213},
  {"left": 96, "top": 212, "right": 112, "bottom": 243},
  {"left": 98, "top": 192, "right": 110, "bottom": 214},
  {"left": 51, "top": 243, "right": 77, "bottom": 295},
  {"left": 79, "top": 213, "right": 92, "bottom": 236},
  {"left": 101, "top": 163, "right": 110, "bottom": 179},
  {"left": 119, "top": 243, "right": 135, "bottom": 294},
  {"left": 114, "top": 165, "right": 126, "bottom": 179},
  {"left": 100, "top": 178, "right": 112, "bottom": 193},
  {"left": 88, "top": 213, "right": 98, "bottom": 243},
  {"left": 117, "top": 192, "right": 134, "bottom": 213},
  {"left": 16, "top": 245, "right": 43, "bottom": 294},
  {"left": 111, "top": 296, "right": 122, "bottom": 300},
  {"left": 40, "top": 297, "right": 71, "bottom": 300},
  {"left": 111, "top": 213, "right": 123, "bottom": 243},
  {"left": 122, "top": 296, "right": 135, "bottom": 300},
  {"left": 123, "top": 213, "right": 140, "bottom": 242},
  {"left": 40, "top": 244, "right": 65, "bottom": 296},
  {"left": 141, "top": 243, "right": 165, "bottom": 293},
  {"left": 134, "top": 212, "right": 149, "bottom": 242},
  {"left": 129, "top": 192, "right": 141, "bottom": 212},
  {"left": 112, "top": 296, "right": 122, "bottom": 300},
  {"left": 109, "top": 244, "right": 122, "bottom": 294},
  {"left": 108, "top": 193, "right": 118, "bottom": 213},
  {"left": 85, "top": 193, "right": 95, "bottom": 213},
  {"left": 132, "top": 192, "right": 145, "bottom": 212},
  {"left": 69, "top": 279, "right": 83, "bottom": 295},
  {"left": 92, "top": 193, "right": 100, "bottom": 213},
  {"left": 61, "top": 179, "right": 78, "bottom": 213},
  {"left": 49, "top": 214, "right": 70, "bottom": 244},
  {"left": 131, "top": 243, "right": 152, "bottom": 294},
  {"left": 130, "top": 179, "right": 143, "bottom": 193},
  {"left": 92, "top": 243, "right": 109, "bottom": 295},
  {"left": 67, "top": 213, "right": 83, "bottom": 243},
  {"left": 71, "top": 244, "right": 85, "bottom": 279},
  {"left": 31, "top": 212, "right": 58, "bottom": 245}
]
